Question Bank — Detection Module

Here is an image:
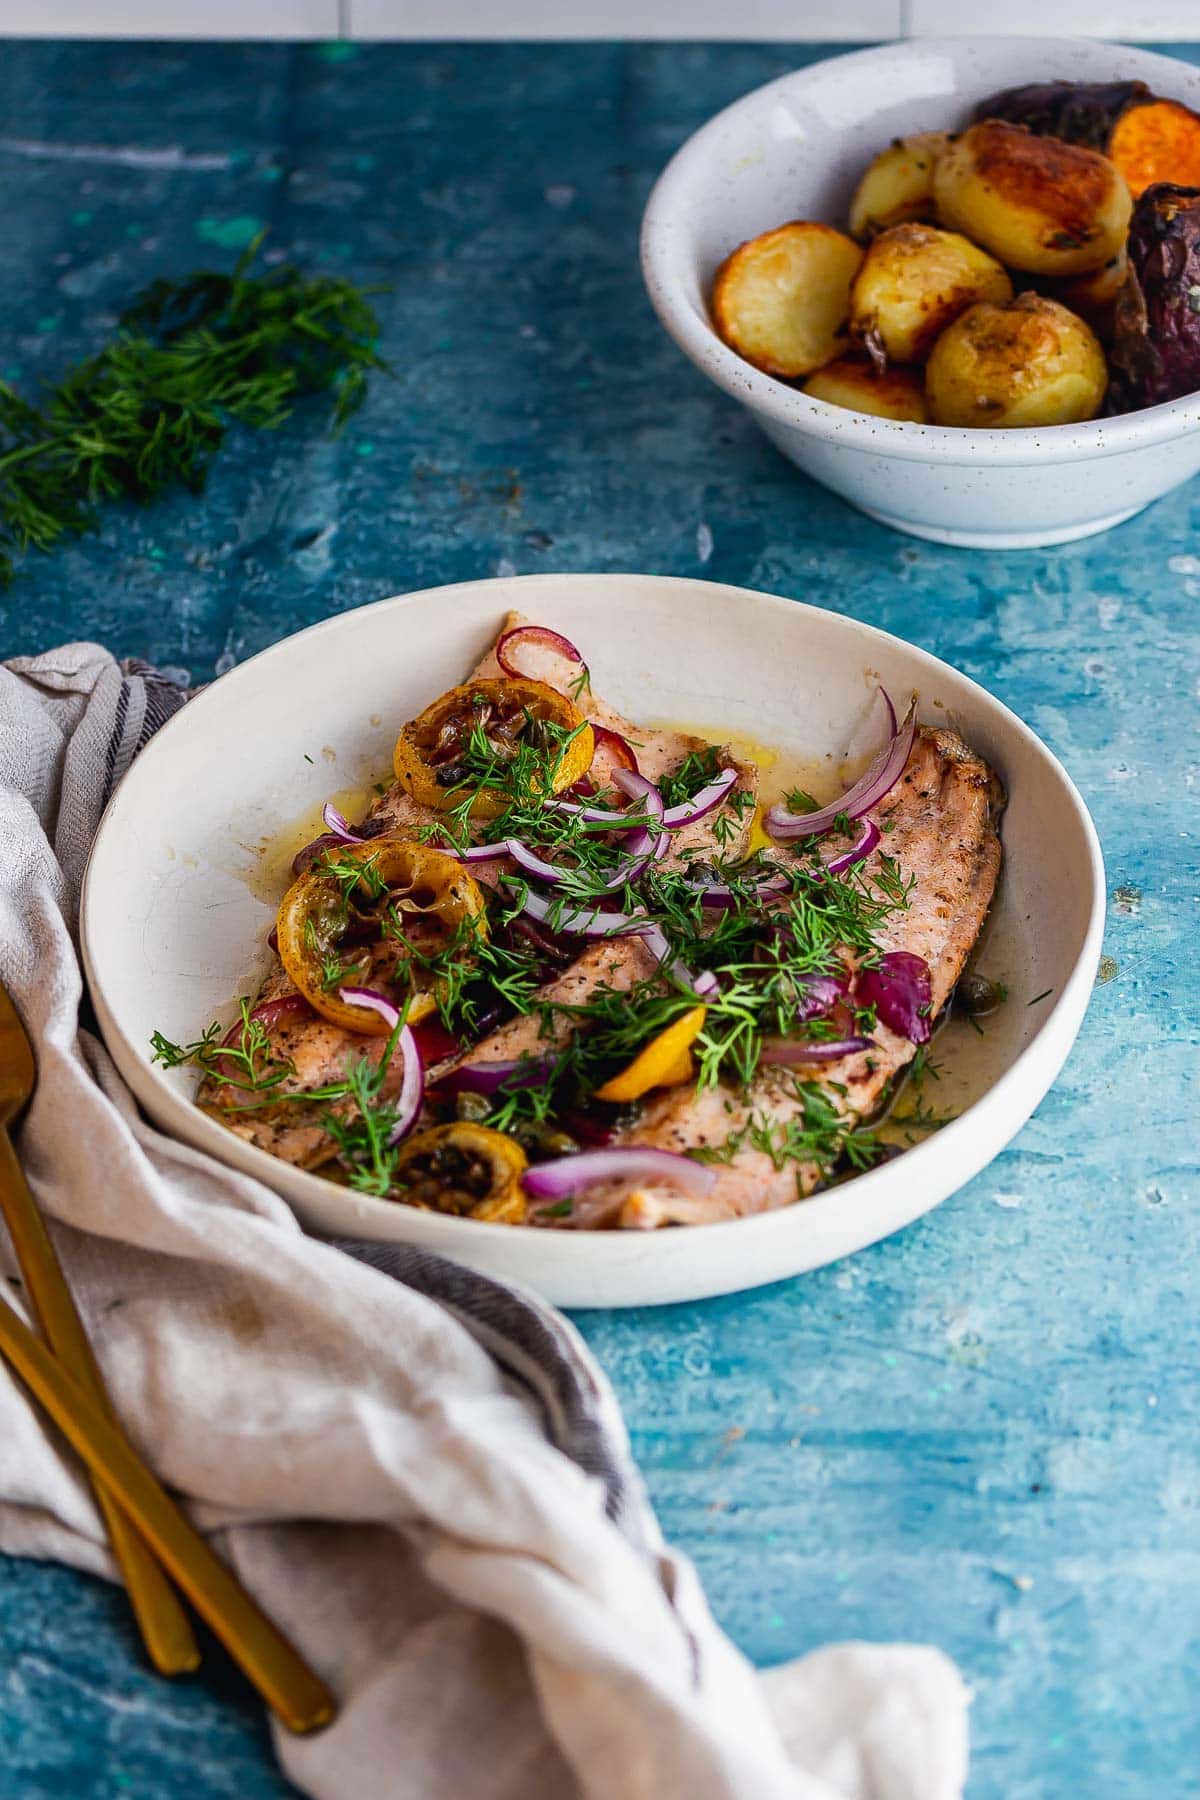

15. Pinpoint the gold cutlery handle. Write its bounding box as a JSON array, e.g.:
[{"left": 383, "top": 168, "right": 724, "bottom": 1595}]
[
  {"left": 0, "top": 1131, "right": 199, "bottom": 1675},
  {"left": 0, "top": 1279, "right": 335, "bottom": 1734}
]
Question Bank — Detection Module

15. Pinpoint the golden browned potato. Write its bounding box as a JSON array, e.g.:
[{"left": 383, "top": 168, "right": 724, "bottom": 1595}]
[
  {"left": 848, "top": 131, "right": 950, "bottom": 239},
  {"left": 925, "top": 293, "right": 1108, "bottom": 428},
  {"left": 848, "top": 223, "right": 1013, "bottom": 365},
  {"left": 711, "top": 221, "right": 864, "bottom": 378},
  {"left": 1040, "top": 248, "right": 1127, "bottom": 342},
  {"left": 932, "top": 120, "right": 1131, "bottom": 277},
  {"left": 803, "top": 356, "right": 928, "bottom": 422}
]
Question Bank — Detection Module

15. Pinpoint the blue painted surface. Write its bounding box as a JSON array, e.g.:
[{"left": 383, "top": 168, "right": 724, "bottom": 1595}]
[{"left": 0, "top": 38, "right": 1197, "bottom": 1800}]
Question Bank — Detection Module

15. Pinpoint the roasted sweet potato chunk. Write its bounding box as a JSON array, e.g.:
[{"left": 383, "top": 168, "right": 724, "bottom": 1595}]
[
  {"left": 1109, "top": 100, "right": 1200, "bottom": 200},
  {"left": 711, "top": 221, "right": 863, "bottom": 378}
]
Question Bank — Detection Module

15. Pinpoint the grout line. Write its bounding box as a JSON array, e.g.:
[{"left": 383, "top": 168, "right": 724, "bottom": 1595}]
[
  {"left": 899, "top": 0, "right": 913, "bottom": 37},
  {"left": 338, "top": 0, "right": 350, "bottom": 38}
]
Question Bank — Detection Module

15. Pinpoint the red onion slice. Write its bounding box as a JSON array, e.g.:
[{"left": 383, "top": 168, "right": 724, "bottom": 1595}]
[
  {"left": 334, "top": 988, "right": 424, "bottom": 1141},
  {"left": 692, "top": 970, "right": 720, "bottom": 999},
  {"left": 604, "top": 766, "right": 669, "bottom": 884},
  {"left": 766, "top": 697, "right": 916, "bottom": 841},
  {"left": 387, "top": 1024, "right": 424, "bottom": 1145},
  {"left": 505, "top": 839, "right": 570, "bottom": 885},
  {"left": 322, "top": 802, "right": 365, "bottom": 844},
  {"left": 856, "top": 951, "right": 933, "bottom": 1044},
  {"left": 338, "top": 986, "right": 402, "bottom": 1029},
  {"left": 440, "top": 840, "right": 510, "bottom": 864},
  {"left": 524, "top": 1147, "right": 716, "bottom": 1201},
  {"left": 513, "top": 885, "right": 654, "bottom": 940},
  {"left": 545, "top": 798, "right": 639, "bottom": 827},
  {"left": 437, "top": 1054, "right": 556, "bottom": 1098},
  {"left": 824, "top": 818, "right": 881, "bottom": 876},
  {"left": 682, "top": 871, "right": 789, "bottom": 909},
  {"left": 496, "top": 625, "right": 588, "bottom": 688},
  {"left": 759, "top": 1035, "right": 874, "bottom": 1065},
  {"left": 662, "top": 767, "right": 738, "bottom": 828}
]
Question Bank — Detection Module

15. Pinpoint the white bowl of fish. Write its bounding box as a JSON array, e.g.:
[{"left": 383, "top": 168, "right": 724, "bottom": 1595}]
[
  {"left": 81, "top": 574, "right": 1104, "bottom": 1308},
  {"left": 640, "top": 38, "right": 1200, "bottom": 548}
]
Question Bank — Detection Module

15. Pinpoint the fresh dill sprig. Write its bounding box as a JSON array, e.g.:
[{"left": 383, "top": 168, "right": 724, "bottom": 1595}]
[{"left": 0, "top": 235, "right": 387, "bottom": 582}]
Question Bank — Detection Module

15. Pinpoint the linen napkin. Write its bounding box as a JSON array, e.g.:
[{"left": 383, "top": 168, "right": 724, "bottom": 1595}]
[{"left": 0, "top": 641, "right": 971, "bottom": 1800}]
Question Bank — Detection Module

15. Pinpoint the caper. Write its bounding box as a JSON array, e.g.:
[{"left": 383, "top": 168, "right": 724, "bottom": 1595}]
[
  {"left": 956, "top": 972, "right": 1004, "bottom": 1017},
  {"left": 533, "top": 1127, "right": 580, "bottom": 1157},
  {"left": 455, "top": 1090, "right": 492, "bottom": 1123}
]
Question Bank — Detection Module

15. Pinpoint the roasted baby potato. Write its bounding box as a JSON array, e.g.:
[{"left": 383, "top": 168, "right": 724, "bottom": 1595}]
[
  {"left": 711, "top": 221, "right": 863, "bottom": 378},
  {"left": 1110, "top": 183, "right": 1200, "bottom": 411},
  {"left": 848, "top": 223, "right": 1012, "bottom": 365},
  {"left": 803, "top": 355, "right": 927, "bottom": 421},
  {"left": 926, "top": 293, "right": 1107, "bottom": 428},
  {"left": 848, "top": 131, "right": 950, "bottom": 239},
  {"left": 933, "top": 120, "right": 1131, "bottom": 277}
]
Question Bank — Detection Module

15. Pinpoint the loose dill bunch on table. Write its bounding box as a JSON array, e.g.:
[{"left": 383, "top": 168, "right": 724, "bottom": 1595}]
[{"left": 0, "top": 235, "right": 387, "bottom": 582}]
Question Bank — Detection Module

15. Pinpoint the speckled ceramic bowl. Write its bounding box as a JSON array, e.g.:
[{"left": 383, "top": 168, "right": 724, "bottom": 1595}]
[
  {"left": 81, "top": 575, "right": 1105, "bottom": 1308},
  {"left": 641, "top": 38, "right": 1200, "bottom": 549}
]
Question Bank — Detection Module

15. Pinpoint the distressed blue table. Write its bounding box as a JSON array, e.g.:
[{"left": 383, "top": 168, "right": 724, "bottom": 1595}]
[{"left": 0, "top": 38, "right": 1197, "bottom": 1800}]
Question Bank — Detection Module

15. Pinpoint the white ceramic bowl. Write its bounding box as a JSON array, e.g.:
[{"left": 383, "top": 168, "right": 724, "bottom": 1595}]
[
  {"left": 641, "top": 37, "right": 1200, "bottom": 549},
  {"left": 81, "top": 574, "right": 1104, "bottom": 1307}
]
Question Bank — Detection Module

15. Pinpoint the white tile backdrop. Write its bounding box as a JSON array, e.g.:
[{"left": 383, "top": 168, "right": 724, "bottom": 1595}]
[{"left": 0, "top": 0, "right": 1191, "bottom": 43}]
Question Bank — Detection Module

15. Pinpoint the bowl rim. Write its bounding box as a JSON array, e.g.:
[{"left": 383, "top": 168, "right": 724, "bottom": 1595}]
[
  {"left": 640, "top": 36, "right": 1200, "bottom": 467},
  {"left": 81, "top": 573, "right": 1107, "bottom": 1270}
]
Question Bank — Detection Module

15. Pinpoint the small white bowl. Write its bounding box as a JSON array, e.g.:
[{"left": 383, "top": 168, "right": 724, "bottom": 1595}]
[
  {"left": 81, "top": 574, "right": 1104, "bottom": 1308},
  {"left": 641, "top": 37, "right": 1200, "bottom": 549}
]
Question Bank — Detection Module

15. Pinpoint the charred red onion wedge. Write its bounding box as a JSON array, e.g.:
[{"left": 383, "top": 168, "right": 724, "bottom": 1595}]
[
  {"left": 495, "top": 624, "right": 588, "bottom": 688},
  {"left": 591, "top": 723, "right": 639, "bottom": 774},
  {"left": 291, "top": 831, "right": 344, "bottom": 877},
  {"left": 766, "top": 695, "right": 916, "bottom": 840},
  {"left": 335, "top": 987, "right": 424, "bottom": 1142},
  {"left": 856, "top": 952, "right": 933, "bottom": 1045},
  {"left": 321, "top": 802, "right": 365, "bottom": 844},
  {"left": 213, "top": 992, "right": 313, "bottom": 1085},
  {"left": 523, "top": 1147, "right": 716, "bottom": 1202},
  {"left": 786, "top": 972, "right": 850, "bottom": 1023},
  {"left": 759, "top": 1035, "right": 874, "bottom": 1065},
  {"left": 662, "top": 766, "right": 738, "bottom": 827},
  {"left": 824, "top": 818, "right": 881, "bottom": 876}
]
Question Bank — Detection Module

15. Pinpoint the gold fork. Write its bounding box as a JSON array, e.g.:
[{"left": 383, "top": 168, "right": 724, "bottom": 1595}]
[
  {"left": 0, "top": 978, "right": 199, "bottom": 1674},
  {"left": 0, "top": 978, "right": 335, "bottom": 1732}
]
